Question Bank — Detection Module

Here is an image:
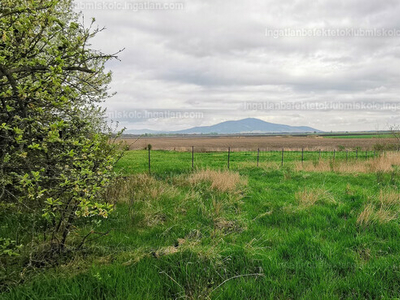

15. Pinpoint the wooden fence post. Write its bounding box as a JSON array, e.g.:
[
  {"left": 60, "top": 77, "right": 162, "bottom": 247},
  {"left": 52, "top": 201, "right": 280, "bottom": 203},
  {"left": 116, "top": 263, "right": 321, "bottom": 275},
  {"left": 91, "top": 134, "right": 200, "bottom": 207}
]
[
  {"left": 281, "top": 148, "right": 284, "bottom": 166},
  {"left": 257, "top": 148, "right": 260, "bottom": 167},
  {"left": 301, "top": 148, "right": 304, "bottom": 166},
  {"left": 333, "top": 149, "right": 336, "bottom": 161},
  {"left": 319, "top": 149, "right": 321, "bottom": 160}
]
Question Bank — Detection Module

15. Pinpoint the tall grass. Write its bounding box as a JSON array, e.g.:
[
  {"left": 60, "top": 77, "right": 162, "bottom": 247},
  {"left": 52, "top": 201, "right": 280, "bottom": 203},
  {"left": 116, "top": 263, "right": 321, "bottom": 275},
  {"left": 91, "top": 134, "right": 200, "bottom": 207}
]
[
  {"left": 297, "top": 152, "right": 400, "bottom": 173},
  {"left": 187, "top": 169, "right": 247, "bottom": 192},
  {"left": 295, "top": 187, "right": 335, "bottom": 207},
  {"left": 357, "top": 189, "right": 400, "bottom": 226}
]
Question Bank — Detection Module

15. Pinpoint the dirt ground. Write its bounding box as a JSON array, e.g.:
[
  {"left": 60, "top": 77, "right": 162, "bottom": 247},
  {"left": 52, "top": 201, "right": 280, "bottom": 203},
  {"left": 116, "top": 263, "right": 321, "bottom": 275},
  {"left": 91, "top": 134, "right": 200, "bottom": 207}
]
[{"left": 120, "top": 135, "right": 397, "bottom": 151}]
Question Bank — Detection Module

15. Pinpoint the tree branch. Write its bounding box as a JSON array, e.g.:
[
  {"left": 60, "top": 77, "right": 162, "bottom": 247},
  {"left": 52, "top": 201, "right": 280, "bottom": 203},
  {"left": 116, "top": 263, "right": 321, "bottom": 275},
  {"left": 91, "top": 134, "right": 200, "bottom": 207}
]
[
  {"left": 0, "top": 4, "right": 53, "bottom": 18},
  {"left": 6, "top": 65, "right": 95, "bottom": 74}
]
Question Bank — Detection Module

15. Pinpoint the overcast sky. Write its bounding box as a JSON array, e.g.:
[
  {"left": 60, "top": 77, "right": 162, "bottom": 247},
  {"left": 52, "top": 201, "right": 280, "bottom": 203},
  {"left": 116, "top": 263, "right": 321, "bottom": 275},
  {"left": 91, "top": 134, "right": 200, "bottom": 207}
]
[{"left": 75, "top": 0, "right": 400, "bottom": 132}]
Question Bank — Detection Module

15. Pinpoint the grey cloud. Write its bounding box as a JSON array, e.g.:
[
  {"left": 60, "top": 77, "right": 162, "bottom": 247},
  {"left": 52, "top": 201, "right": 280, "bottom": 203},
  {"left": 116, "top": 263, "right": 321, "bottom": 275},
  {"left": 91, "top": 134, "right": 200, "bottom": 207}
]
[{"left": 76, "top": 0, "right": 400, "bottom": 132}]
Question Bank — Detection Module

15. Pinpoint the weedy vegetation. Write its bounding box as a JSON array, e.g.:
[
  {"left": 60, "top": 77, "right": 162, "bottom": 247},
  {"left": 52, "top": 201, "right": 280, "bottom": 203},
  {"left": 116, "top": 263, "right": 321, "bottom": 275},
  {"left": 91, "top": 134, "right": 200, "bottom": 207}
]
[{"left": 2, "top": 150, "right": 400, "bottom": 299}]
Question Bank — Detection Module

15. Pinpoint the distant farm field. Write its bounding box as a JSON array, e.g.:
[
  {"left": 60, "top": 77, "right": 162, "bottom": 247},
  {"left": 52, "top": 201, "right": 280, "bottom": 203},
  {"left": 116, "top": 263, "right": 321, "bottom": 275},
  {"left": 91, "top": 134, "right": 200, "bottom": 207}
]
[{"left": 121, "top": 135, "right": 397, "bottom": 151}]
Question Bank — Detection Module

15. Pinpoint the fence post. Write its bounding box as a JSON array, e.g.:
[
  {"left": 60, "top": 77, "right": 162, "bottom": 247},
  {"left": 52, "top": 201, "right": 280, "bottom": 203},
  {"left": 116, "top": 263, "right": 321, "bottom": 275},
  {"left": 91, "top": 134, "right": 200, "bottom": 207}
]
[
  {"left": 319, "top": 149, "right": 321, "bottom": 160},
  {"left": 333, "top": 149, "right": 336, "bottom": 161},
  {"left": 365, "top": 150, "right": 368, "bottom": 160},
  {"left": 346, "top": 150, "right": 348, "bottom": 162},
  {"left": 301, "top": 148, "right": 304, "bottom": 166},
  {"left": 281, "top": 148, "right": 284, "bottom": 166},
  {"left": 228, "top": 147, "right": 231, "bottom": 169},
  {"left": 356, "top": 149, "right": 358, "bottom": 160},
  {"left": 192, "top": 146, "right": 194, "bottom": 169},
  {"left": 373, "top": 150, "right": 376, "bottom": 158},
  {"left": 257, "top": 148, "right": 260, "bottom": 167}
]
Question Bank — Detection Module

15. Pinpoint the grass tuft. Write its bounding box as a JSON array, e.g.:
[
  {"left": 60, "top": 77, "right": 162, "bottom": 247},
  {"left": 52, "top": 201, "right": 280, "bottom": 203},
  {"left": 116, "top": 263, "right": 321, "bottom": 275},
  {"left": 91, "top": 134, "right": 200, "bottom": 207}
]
[
  {"left": 295, "top": 187, "right": 335, "bottom": 207},
  {"left": 357, "top": 203, "right": 376, "bottom": 226},
  {"left": 187, "top": 169, "right": 247, "bottom": 192},
  {"left": 357, "top": 189, "right": 400, "bottom": 226},
  {"left": 378, "top": 189, "right": 400, "bottom": 207}
]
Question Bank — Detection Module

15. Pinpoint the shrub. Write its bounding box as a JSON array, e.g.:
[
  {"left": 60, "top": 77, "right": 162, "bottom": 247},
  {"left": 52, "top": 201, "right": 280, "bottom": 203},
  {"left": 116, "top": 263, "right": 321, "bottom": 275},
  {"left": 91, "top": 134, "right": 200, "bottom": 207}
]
[{"left": 0, "top": 0, "right": 125, "bottom": 252}]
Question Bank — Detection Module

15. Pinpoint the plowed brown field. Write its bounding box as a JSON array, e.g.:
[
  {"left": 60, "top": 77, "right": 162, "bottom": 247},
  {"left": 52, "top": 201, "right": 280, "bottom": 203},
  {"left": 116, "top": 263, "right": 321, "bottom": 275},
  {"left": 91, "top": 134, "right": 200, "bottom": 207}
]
[{"left": 121, "top": 135, "right": 397, "bottom": 151}]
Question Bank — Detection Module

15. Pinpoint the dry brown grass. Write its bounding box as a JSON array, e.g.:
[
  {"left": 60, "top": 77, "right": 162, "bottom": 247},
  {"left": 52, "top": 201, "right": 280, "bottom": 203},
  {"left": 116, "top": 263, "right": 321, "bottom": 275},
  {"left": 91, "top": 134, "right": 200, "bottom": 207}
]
[
  {"left": 188, "top": 169, "right": 247, "bottom": 192},
  {"left": 296, "top": 152, "right": 400, "bottom": 173},
  {"left": 374, "top": 208, "right": 397, "bottom": 224},
  {"left": 357, "top": 204, "right": 376, "bottom": 226},
  {"left": 108, "top": 174, "right": 183, "bottom": 227},
  {"left": 103, "top": 176, "right": 134, "bottom": 203},
  {"left": 378, "top": 189, "right": 400, "bottom": 207},
  {"left": 357, "top": 204, "right": 397, "bottom": 226},
  {"left": 109, "top": 171, "right": 247, "bottom": 228},
  {"left": 212, "top": 197, "right": 223, "bottom": 217},
  {"left": 357, "top": 189, "right": 400, "bottom": 226},
  {"left": 295, "top": 187, "right": 335, "bottom": 207},
  {"left": 113, "top": 174, "right": 180, "bottom": 203}
]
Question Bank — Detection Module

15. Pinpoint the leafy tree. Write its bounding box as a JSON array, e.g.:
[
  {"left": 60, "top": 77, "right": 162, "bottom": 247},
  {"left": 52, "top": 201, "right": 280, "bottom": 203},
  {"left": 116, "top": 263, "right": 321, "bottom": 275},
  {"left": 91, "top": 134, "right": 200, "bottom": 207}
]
[{"left": 0, "top": 0, "right": 124, "bottom": 253}]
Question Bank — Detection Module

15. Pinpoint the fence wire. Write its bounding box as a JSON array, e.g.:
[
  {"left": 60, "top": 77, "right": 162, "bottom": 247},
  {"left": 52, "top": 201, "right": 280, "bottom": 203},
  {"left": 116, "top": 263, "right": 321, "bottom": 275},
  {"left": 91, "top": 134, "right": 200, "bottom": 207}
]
[{"left": 118, "top": 148, "right": 383, "bottom": 174}]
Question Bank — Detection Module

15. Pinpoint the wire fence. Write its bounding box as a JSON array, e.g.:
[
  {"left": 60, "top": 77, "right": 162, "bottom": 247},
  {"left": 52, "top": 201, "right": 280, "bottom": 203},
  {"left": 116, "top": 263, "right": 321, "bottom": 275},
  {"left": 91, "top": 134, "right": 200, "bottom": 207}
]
[{"left": 119, "top": 147, "right": 387, "bottom": 174}]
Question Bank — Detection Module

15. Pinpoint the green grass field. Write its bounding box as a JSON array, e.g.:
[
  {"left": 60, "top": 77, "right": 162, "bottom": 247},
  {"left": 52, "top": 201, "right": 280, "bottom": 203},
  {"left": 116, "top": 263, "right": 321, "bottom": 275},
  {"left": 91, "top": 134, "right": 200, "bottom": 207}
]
[
  {"left": 114, "top": 149, "right": 377, "bottom": 175},
  {"left": 2, "top": 150, "right": 400, "bottom": 299},
  {"left": 322, "top": 134, "right": 393, "bottom": 139}
]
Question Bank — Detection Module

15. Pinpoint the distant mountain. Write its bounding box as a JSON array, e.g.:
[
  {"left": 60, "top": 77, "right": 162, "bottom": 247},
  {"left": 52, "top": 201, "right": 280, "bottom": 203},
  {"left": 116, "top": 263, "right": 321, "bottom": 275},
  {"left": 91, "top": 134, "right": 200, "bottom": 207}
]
[
  {"left": 172, "top": 118, "right": 321, "bottom": 134},
  {"left": 123, "top": 118, "right": 321, "bottom": 135}
]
